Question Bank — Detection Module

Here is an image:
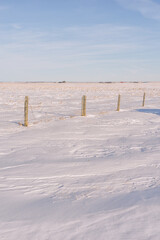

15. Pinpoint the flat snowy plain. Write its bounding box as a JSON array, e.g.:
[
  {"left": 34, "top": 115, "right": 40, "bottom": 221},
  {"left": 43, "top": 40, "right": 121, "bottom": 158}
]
[{"left": 1, "top": 82, "right": 160, "bottom": 240}]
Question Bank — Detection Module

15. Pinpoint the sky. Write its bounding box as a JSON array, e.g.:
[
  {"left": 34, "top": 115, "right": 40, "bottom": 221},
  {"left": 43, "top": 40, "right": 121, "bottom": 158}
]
[{"left": 0, "top": 0, "right": 160, "bottom": 82}]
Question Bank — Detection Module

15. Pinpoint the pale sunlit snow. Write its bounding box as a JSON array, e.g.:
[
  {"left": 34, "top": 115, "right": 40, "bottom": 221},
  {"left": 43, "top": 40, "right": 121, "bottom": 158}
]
[{"left": 0, "top": 82, "right": 160, "bottom": 240}]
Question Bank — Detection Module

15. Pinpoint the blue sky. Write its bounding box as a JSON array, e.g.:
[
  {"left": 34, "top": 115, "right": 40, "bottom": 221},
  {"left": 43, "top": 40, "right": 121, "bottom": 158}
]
[{"left": 0, "top": 0, "right": 160, "bottom": 82}]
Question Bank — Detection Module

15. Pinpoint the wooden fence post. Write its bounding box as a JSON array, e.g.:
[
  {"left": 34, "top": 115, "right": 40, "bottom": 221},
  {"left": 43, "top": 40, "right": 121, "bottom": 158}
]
[
  {"left": 116, "top": 94, "right": 121, "bottom": 111},
  {"left": 142, "top": 92, "right": 145, "bottom": 107},
  {"left": 81, "top": 95, "right": 86, "bottom": 116},
  {"left": 24, "top": 96, "right": 29, "bottom": 127}
]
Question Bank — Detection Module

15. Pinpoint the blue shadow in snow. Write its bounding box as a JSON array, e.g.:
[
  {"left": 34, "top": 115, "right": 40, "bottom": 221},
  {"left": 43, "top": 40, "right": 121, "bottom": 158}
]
[{"left": 136, "top": 109, "right": 160, "bottom": 116}]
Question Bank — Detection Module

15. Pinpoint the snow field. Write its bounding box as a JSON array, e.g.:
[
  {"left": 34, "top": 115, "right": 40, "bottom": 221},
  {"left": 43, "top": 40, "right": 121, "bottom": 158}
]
[{"left": 0, "top": 82, "right": 160, "bottom": 239}]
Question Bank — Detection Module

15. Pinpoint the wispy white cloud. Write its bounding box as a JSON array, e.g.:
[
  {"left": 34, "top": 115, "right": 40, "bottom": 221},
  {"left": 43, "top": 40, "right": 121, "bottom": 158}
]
[
  {"left": 0, "top": 5, "right": 9, "bottom": 11},
  {"left": 11, "top": 24, "right": 23, "bottom": 30},
  {"left": 116, "top": 0, "right": 160, "bottom": 20},
  {"left": 0, "top": 23, "right": 160, "bottom": 81},
  {"left": 64, "top": 24, "right": 134, "bottom": 39},
  {"left": 0, "top": 24, "right": 140, "bottom": 54}
]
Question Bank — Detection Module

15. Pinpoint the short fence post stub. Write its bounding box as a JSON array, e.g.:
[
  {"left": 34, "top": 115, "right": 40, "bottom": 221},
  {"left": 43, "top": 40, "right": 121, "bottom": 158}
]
[
  {"left": 24, "top": 96, "right": 29, "bottom": 127},
  {"left": 81, "top": 95, "right": 86, "bottom": 116},
  {"left": 116, "top": 94, "right": 121, "bottom": 111},
  {"left": 142, "top": 92, "right": 146, "bottom": 107}
]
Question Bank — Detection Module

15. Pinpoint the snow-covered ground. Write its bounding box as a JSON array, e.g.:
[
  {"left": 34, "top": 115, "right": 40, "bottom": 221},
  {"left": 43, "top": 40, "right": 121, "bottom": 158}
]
[{"left": 1, "top": 82, "right": 160, "bottom": 240}]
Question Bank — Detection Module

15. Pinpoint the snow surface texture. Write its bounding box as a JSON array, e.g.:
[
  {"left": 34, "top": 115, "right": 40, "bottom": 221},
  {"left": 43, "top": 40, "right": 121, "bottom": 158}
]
[{"left": 0, "top": 82, "right": 160, "bottom": 240}]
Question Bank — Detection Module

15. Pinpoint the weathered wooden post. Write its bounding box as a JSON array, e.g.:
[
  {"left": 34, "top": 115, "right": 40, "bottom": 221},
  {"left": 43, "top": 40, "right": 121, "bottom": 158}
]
[
  {"left": 81, "top": 95, "right": 86, "bottom": 116},
  {"left": 24, "top": 96, "right": 29, "bottom": 127},
  {"left": 116, "top": 94, "right": 121, "bottom": 111},
  {"left": 142, "top": 92, "right": 146, "bottom": 107}
]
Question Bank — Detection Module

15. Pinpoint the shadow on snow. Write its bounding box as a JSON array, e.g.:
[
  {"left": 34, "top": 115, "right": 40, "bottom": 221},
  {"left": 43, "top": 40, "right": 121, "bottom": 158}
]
[{"left": 136, "top": 109, "right": 160, "bottom": 116}]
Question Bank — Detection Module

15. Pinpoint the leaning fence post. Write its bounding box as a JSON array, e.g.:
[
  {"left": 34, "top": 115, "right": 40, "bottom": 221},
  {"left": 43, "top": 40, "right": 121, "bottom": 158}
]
[
  {"left": 81, "top": 95, "right": 86, "bottom": 116},
  {"left": 116, "top": 94, "right": 121, "bottom": 111},
  {"left": 142, "top": 92, "right": 146, "bottom": 107},
  {"left": 24, "top": 96, "right": 29, "bottom": 127}
]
